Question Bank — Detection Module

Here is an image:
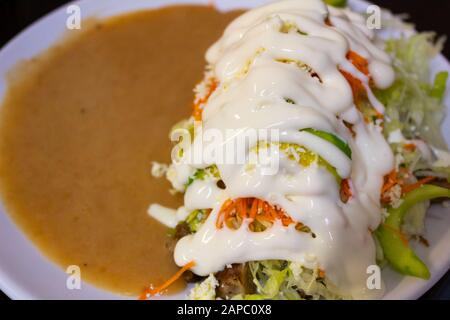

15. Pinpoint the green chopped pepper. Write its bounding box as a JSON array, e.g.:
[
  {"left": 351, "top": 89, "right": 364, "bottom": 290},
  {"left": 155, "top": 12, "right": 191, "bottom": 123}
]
[
  {"left": 325, "top": 0, "right": 347, "bottom": 8},
  {"left": 376, "top": 184, "right": 450, "bottom": 279},
  {"left": 301, "top": 128, "right": 352, "bottom": 159}
]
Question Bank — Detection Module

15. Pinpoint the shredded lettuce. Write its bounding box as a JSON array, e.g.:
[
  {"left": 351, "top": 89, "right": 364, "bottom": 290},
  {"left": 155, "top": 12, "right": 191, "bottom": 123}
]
[
  {"left": 233, "top": 260, "right": 347, "bottom": 300},
  {"left": 189, "top": 274, "right": 219, "bottom": 300},
  {"left": 373, "top": 32, "right": 449, "bottom": 265},
  {"left": 375, "top": 33, "right": 448, "bottom": 150},
  {"left": 185, "top": 209, "right": 209, "bottom": 232},
  {"left": 186, "top": 165, "right": 220, "bottom": 187},
  {"left": 431, "top": 71, "right": 449, "bottom": 101}
]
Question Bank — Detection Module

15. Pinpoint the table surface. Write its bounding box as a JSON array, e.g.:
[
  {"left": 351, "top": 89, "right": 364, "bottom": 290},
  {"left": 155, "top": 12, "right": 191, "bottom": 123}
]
[{"left": 0, "top": 0, "right": 449, "bottom": 300}]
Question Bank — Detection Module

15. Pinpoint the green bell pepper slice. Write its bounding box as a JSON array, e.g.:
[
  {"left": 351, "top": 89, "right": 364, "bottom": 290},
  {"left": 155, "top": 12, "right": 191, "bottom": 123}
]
[
  {"left": 376, "top": 184, "right": 450, "bottom": 279},
  {"left": 325, "top": 0, "right": 347, "bottom": 8},
  {"left": 301, "top": 128, "right": 352, "bottom": 159}
]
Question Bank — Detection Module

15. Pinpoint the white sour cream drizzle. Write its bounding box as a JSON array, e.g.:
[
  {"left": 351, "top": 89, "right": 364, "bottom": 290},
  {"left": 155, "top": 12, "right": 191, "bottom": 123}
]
[{"left": 151, "top": 0, "right": 397, "bottom": 299}]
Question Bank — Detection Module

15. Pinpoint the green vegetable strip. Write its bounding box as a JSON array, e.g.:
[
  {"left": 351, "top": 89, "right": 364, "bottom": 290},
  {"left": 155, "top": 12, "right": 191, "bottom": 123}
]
[
  {"left": 185, "top": 210, "right": 202, "bottom": 232},
  {"left": 431, "top": 71, "right": 448, "bottom": 101},
  {"left": 301, "top": 128, "right": 352, "bottom": 159},
  {"left": 376, "top": 185, "right": 450, "bottom": 279},
  {"left": 186, "top": 169, "right": 206, "bottom": 187},
  {"left": 324, "top": 0, "right": 347, "bottom": 8}
]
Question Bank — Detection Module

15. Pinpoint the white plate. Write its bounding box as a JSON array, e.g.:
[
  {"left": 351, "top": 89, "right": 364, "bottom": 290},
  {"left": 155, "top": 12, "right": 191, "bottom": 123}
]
[{"left": 0, "top": 0, "right": 449, "bottom": 300}]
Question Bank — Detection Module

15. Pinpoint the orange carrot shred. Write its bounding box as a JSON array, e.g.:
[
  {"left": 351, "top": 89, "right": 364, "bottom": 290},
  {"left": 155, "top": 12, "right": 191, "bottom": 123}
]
[
  {"left": 339, "top": 69, "right": 368, "bottom": 105},
  {"left": 192, "top": 79, "right": 218, "bottom": 121},
  {"left": 318, "top": 269, "right": 326, "bottom": 278},
  {"left": 139, "top": 261, "right": 195, "bottom": 300},
  {"left": 402, "top": 176, "right": 436, "bottom": 194},
  {"left": 241, "top": 199, "right": 248, "bottom": 218},
  {"left": 257, "top": 199, "right": 264, "bottom": 215},
  {"left": 256, "top": 214, "right": 273, "bottom": 222},
  {"left": 381, "top": 170, "right": 398, "bottom": 194},
  {"left": 216, "top": 199, "right": 233, "bottom": 229},
  {"left": 346, "top": 51, "right": 369, "bottom": 76},
  {"left": 249, "top": 198, "right": 258, "bottom": 219},
  {"left": 340, "top": 178, "right": 352, "bottom": 203},
  {"left": 216, "top": 197, "right": 298, "bottom": 230},
  {"left": 242, "top": 198, "right": 248, "bottom": 214},
  {"left": 269, "top": 206, "right": 277, "bottom": 220},
  {"left": 403, "top": 143, "right": 416, "bottom": 152},
  {"left": 281, "top": 217, "right": 292, "bottom": 226},
  {"left": 235, "top": 199, "right": 243, "bottom": 218}
]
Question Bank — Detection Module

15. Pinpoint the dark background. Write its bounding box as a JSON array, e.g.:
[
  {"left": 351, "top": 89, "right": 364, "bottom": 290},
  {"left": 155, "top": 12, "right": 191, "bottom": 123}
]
[{"left": 0, "top": 0, "right": 449, "bottom": 300}]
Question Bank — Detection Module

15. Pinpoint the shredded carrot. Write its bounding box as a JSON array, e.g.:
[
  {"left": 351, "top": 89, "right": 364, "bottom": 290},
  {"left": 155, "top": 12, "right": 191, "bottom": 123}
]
[
  {"left": 380, "top": 170, "right": 402, "bottom": 204},
  {"left": 263, "top": 202, "right": 269, "bottom": 216},
  {"left": 249, "top": 198, "right": 258, "bottom": 220},
  {"left": 257, "top": 199, "right": 264, "bottom": 215},
  {"left": 339, "top": 68, "right": 382, "bottom": 122},
  {"left": 245, "top": 198, "right": 251, "bottom": 216},
  {"left": 381, "top": 170, "right": 398, "bottom": 194},
  {"left": 256, "top": 214, "right": 273, "bottom": 222},
  {"left": 403, "top": 143, "right": 416, "bottom": 152},
  {"left": 215, "top": 215, "right": 223, "bottom": 229},
  {"left": 223, "top": 205, "right": 233, "bottom": 226},
  {"left": 269, "top": 205, "right": 278, "bottom": 220},
  {"left": 346, "top": 51, "right": 369, "bottom": 76},
  {"left": 402, "top": 176, "right": 436, "bottom": 195},
  {"left": 238, "top": 198, "right": 247, "bottom": 218},
  {"left": 216, "top": 197, "right": 297, "bottom": 230},
  {"left": 139, "top": 261, "right": 195, "bottom": 300},
  {"left": 281, "top": 217, "right": 294, "bottom": 226},
  {"left": 340, "top": 179, "right": 352, "bottom": 203},
  {"left": 318, "top": 269, "right": 326, "bottom": 278},
  {"left": 192, "top": 79, "right": 218, "bottom": 121},
  {"left": 216, "top": 199, "right": 233, "bottom": 228},
  {"left": 339, "top": 69, "right": 368, "bottom": 106}
]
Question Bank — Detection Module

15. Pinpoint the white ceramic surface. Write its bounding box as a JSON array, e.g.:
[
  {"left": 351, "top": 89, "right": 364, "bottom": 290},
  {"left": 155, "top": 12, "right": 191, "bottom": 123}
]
[{"left": 0, "top": 0, "right": 448, "bottom": 300}]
